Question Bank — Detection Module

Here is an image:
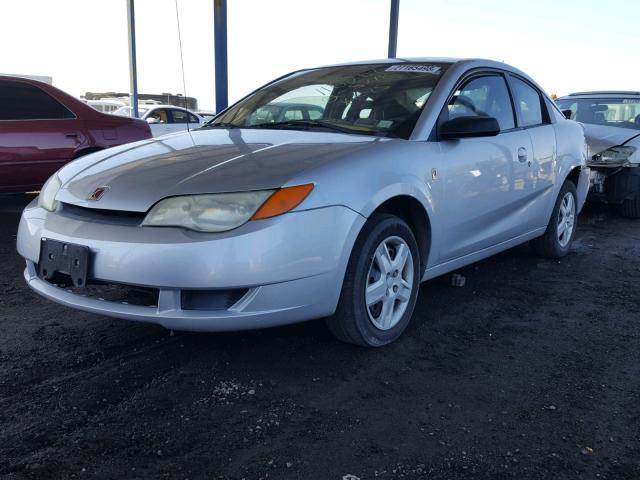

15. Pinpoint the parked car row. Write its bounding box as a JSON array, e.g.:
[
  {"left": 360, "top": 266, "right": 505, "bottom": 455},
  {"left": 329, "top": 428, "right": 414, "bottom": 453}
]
[
  {"left": 16, "top": 58, "right": 593, "bottom": 346},
  {"left": 0, "top": 76, "right": 152, "bottom": 193}
]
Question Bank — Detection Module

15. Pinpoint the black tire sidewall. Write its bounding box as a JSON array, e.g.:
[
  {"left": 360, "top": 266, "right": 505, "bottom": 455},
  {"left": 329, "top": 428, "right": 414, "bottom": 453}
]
[{"left": 347, "top": 215, "right": 421, "bottom": 346}]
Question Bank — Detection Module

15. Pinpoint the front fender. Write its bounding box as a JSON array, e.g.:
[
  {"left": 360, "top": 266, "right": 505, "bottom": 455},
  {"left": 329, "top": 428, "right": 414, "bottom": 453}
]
[{"left": 358, "top": 178, "right": 435, "bottom": 219}]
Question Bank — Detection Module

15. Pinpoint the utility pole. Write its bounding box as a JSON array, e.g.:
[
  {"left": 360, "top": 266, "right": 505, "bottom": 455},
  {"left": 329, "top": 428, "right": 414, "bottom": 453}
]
[
  {"left": 126, "top": 0, "right": 139, "bottom": 117},
  {"left": 388, "top": 0, "right": 400, "bottom": 59},
  {"left": 214, "top": 0, "right": 228, "bottom": 113}
]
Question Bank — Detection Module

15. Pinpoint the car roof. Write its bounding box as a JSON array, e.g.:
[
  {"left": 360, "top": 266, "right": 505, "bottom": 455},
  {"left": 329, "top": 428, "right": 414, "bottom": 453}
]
[
  {"left": 0, "top": 74, "right": 49, "bottom": 86},
  {"left": 324, "top": 57, "right": 460, "bottom": 67},
  {"left": 144, "top": 104, "right": 198, "bottom": 112},
  {"left": 316, "top": 57, "right": 536, "bottom": 85},
  {"left": 560, "top": 91, "right": 640, "bottom": 99},
  {"left": 321, "top": 57, "right": 518, "bottom": 71}
]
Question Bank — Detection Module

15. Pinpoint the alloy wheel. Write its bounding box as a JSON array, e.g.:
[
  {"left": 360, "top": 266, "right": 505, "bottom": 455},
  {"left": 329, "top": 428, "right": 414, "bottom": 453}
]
[
  {"left": 557, "top": 192, "right": 576, "bottom": 248},
  {"left": 365, "top": 235, "right": 414, "bottom": 331}
]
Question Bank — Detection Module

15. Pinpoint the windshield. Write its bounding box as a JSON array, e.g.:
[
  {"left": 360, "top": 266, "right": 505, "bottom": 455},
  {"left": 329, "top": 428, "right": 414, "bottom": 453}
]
[
  {"left": 112, "top": 106, "right": 149, "bottom": 117},
  {"left": 557, "top": 97, "right": 640, "bottom": 130},
  {"left": 213, "top": 63, "right": 448, "bottom": 139}
]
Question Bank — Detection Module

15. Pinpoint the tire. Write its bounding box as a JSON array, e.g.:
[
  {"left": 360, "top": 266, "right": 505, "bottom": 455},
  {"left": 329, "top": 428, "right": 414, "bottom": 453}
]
[
  {"left": 621, "top": 195, "right": 640, "bottom": 219},
  {"left": 531, "top": 180, "right": 578, "bottom": 259},
  {"left": 326, "top": 214, "right": 421, "bottom": 347}
]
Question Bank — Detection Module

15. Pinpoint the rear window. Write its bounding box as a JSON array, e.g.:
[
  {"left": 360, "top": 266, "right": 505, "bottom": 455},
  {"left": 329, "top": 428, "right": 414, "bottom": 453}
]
[
  {"left": 0, "top": 80, "right": 74, "bottom": 120},
  {"left": 170, "top": 109, "right": 200, "bottom": 124},
  {"left": 556, "top": 97, "right": 640, "bottom": 130}
]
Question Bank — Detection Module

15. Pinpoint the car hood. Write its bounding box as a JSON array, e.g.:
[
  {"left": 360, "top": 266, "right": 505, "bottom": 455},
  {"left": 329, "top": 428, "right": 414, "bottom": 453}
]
[
  {"left": 56, "top": 128, "right": 385, "bottom": 212},
  {"left": 582, "top": 123, "right": 640, "bottom": 156}
]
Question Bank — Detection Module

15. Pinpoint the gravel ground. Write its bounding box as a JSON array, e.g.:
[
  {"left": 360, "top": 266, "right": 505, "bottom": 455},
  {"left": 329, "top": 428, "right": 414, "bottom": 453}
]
[{"left": 1, "top": 194, "right": 639, "bottom": 480}]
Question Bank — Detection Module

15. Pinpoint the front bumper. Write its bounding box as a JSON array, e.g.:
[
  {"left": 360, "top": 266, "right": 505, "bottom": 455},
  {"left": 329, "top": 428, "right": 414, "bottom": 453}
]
[{"left": 17, "top": 201, "right": 365, "bottom": 331}]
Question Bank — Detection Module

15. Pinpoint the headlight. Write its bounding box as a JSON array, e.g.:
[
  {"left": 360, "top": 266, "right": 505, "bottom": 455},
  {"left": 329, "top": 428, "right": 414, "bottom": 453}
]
[
  {"left": 591, "top": 146, "right": 637, "bottom": 166},
  {"left": 37, "top": 174, "right": 62, "bottom": 212},
  {"left": 142, "top": 184, "right": 315, "bottom": 232},
  {"left": 142, "top": 191, "right": 275, "bottom": 232}
]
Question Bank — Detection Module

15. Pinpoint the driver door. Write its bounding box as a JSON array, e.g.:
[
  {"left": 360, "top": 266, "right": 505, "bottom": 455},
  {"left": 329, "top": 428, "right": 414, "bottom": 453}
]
[
  {"left": 436, "top": 73, "right": 535, "bottom": 263},
  {"left": 147, "top": 108, "right": 172, "bottom": 137}
]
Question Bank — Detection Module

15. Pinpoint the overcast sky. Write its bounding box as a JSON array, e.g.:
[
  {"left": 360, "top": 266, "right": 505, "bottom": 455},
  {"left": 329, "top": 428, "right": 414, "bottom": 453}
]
[{"left": 1, "top": 0, "right": 638, "bottom": 111}]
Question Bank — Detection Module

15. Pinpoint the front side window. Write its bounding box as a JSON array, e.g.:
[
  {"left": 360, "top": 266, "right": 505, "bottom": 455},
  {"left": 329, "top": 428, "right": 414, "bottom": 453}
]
[
  {"left": 511, "top": 77, "right": 543, "bottom": 127},
  {"left": 0, "top": 80, "right": 74, "bottom": 120},
  {"left": 149, "top": 109, "right": 169, "bottom": 124},
  {"left": 213, "top": 63, "right": 449, "bottom": 139},
  {"left": 446, "top": 74, "right": 515, "bottom": 131},
  {"left": 556, "top": 97, "right": 640, "bottom": 130}
]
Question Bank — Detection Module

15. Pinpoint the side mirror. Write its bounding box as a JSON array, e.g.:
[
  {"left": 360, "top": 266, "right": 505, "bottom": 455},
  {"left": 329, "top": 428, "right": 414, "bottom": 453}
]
[
  {"left": 146, "top": 117, "right": 159, "bottom": 124},
  {"left": 562, "top": 109, "right": 573, "bottom": 120},
  {"left": 439, "top": 116, "right": 500, "bottom": 140}
]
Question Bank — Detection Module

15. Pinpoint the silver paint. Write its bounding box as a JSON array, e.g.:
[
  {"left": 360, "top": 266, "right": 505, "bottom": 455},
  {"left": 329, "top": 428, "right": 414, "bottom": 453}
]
[{"left": 17, "top": 58, "right": 589, "bottom": 331}]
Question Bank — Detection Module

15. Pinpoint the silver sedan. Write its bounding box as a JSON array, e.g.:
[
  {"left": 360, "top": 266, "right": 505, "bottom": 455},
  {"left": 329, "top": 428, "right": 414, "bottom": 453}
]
[{"left": 17, "top": 58, "right": 589, "bottom": 346}]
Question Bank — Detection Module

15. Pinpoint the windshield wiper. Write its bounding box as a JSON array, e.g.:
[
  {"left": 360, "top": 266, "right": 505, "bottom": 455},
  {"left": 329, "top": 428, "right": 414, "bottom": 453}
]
[
  {"left": 251, "top": 120, "right": 357, "bottom": 135},
  {"left": 200, "top": 121, "right": 240, "bottom": 129}
]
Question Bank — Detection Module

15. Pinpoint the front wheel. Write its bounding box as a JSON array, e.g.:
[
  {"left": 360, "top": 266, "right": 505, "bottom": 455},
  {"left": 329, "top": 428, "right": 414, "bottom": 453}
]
[
  {"left": 326, "top": 214, "right": 421, "bottom": 347},
  {"left": 531, "top": 180, "right": 578, "bottom": 258}
]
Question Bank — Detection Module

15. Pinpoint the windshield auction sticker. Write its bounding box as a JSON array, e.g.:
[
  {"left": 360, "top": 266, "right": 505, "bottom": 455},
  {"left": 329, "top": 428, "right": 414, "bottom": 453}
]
[{"left": 385, "top": 64, "right": 441, "bottom": 74}]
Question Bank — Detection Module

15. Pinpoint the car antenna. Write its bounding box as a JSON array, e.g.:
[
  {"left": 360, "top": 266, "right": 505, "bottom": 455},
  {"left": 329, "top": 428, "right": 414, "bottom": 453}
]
[{"left": 174, "top": 0, "right": 191, "bottom": 132}]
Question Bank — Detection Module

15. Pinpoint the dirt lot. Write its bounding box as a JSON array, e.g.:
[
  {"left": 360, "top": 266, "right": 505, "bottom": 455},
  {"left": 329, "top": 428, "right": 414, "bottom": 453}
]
[{"left": 1, "top": 194, "right": 639, "bottom": 480}]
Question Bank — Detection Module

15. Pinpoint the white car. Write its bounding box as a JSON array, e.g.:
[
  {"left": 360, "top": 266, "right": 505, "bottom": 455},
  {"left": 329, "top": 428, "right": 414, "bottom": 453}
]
[{"left": 113, "top": 105, "right": 203, "bottom": 137}]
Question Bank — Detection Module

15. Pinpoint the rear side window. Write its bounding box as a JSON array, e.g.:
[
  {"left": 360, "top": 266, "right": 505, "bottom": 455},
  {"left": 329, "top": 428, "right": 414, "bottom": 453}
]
[
  {"left": 446, "top": 74, "right": 515, "bottom": 131},
  {"left": 511, "top": 77, "right": 543, "bottom": 127},
  {"left": 0, "top": 80, "right": 74, "bottom": 120}
]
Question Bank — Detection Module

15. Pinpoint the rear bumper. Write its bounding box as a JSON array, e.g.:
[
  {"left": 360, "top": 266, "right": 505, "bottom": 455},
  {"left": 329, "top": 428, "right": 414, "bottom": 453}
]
[{"left": 17, "top": 202, "right": 365, "bottom": 331}]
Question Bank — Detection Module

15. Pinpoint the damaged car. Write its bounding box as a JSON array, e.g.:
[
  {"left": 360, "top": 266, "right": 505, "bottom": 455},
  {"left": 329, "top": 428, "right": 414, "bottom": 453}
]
[{"left": 556, "top": 91, "right": 640, "bottom": 217}]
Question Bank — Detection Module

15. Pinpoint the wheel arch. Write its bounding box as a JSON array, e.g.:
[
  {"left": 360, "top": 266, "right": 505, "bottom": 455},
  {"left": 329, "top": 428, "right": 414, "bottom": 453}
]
[
  {"left": 367, "top": 194, "right": 432, "bottom": 276},
  {"left": 562, "top": 165, "right": 589, "bottom": 210}
]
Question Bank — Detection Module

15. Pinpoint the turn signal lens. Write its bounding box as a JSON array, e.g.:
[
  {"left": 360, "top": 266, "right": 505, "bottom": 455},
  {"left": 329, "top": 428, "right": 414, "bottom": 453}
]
[{"left": 252, "top": 184, "right": 314, "bottom": 220}]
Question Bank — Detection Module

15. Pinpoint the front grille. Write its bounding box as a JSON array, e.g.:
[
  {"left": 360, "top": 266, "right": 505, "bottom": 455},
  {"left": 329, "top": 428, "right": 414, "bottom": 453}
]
[
  {"left": 181, "top": 289, "right": 248, "bottom": 311},
  {"left": 59, "top": 203, "right": 146, "bottom": 226},
  {"left": 45, "top": 273, "right": 159, "bottom": 307},
  {"left": 42, "top": 270, "right": 248, "bottom": 312}
]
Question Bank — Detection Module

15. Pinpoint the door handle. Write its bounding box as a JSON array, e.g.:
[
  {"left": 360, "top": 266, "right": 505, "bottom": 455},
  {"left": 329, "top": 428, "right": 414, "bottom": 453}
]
[
  {"left": 517, "top": 147, "right": 528, "bottom": 163},
  {"left": 65, "top": 132, "right": 79, "bottom": 138}
]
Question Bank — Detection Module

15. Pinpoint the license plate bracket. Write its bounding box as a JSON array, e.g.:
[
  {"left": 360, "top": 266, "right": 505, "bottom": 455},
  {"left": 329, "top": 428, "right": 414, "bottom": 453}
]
[{"left": 38, "top": 238, "right": 90, "bottom": 288}]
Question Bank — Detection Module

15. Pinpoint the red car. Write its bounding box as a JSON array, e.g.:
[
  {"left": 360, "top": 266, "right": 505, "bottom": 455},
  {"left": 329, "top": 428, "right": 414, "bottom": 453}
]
[{"left": 0, "top": 76, "right": 152, "bottom": 193}]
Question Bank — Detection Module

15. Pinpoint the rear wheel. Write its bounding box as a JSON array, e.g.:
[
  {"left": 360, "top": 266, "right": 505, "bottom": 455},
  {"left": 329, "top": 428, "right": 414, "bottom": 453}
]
[
  {"left": 621, "top": 195, "right": 640, "bottom": 219},
  {"left": 531, "top": 180, "right": 578, "bottom": 258},
  {"left": 326, "top": 214, "right": 421, "bottom": 347}
]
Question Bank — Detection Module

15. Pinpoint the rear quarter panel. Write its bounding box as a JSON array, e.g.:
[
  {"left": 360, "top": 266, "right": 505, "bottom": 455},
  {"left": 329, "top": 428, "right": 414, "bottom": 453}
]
[{"left": 553, "top": 119, "right": 589, "bottom": 211}]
